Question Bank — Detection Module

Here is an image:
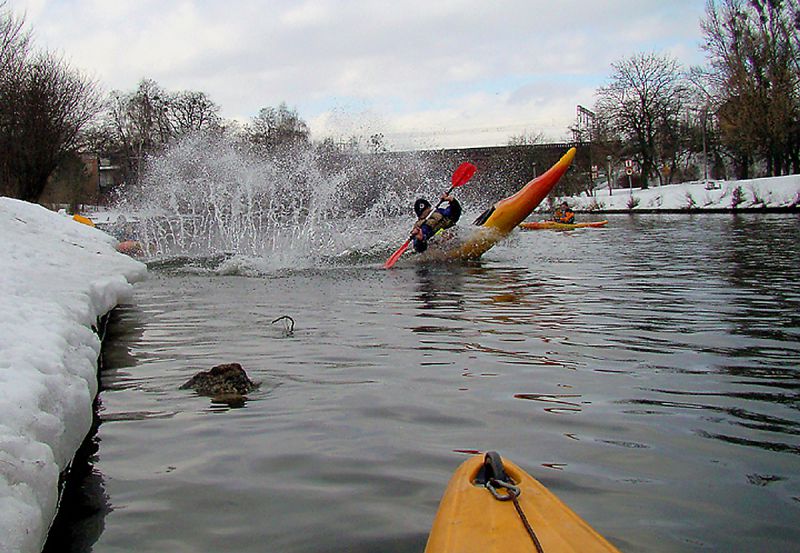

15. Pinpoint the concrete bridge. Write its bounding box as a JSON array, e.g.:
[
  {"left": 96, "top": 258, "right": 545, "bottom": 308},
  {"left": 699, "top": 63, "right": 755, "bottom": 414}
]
[{"left": 380, "top": 142, "right": 594, "bottom": 206}]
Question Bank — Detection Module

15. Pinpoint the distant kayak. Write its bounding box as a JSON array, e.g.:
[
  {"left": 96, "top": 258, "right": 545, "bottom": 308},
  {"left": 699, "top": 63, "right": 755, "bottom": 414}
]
[
  {"left": 520, "top": 220, "right": 608, "bottom": 231},
  {"left": 425, "top": 452, "right": 621, "bottom": 553}
]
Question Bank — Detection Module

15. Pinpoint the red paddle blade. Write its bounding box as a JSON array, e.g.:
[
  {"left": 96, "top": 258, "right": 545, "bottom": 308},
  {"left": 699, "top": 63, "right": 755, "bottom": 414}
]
[
  {"left": 452, "top": 162, "right": 477, "bottom": 187},
  {"left": 384, "top": 238, "right": 411, "bottom": 269}
]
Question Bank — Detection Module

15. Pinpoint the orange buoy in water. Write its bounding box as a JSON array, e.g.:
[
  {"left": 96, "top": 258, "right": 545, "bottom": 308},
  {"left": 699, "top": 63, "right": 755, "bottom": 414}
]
[{"left": 116, "top": 240, "right": 143, "bottom": 257}]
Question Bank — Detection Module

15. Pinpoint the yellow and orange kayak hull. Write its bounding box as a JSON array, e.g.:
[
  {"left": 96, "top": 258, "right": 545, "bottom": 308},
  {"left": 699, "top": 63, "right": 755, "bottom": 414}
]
[
  {"left": 425, "top": 454, "right": 622, "bottom": 553},
  {"left": 444, "top": 148, "right": 576, "bottom": 260},
  {"left": 520, "top": 220, "right": 608, "bottom": 230}
]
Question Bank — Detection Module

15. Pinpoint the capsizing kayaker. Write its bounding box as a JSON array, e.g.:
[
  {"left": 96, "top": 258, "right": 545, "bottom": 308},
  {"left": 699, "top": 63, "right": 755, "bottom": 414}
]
[{"left": 411, "top": 193, "right": 462, "bottom": 252}]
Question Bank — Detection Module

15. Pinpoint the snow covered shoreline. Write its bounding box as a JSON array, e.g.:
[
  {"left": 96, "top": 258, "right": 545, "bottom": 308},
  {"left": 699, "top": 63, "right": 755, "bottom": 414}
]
[
  {"left": 539, "top": 174, "right": 800, "bottom": 214},
  {"left": 0, "top": 198, "right": 147, "bottom": 553}
]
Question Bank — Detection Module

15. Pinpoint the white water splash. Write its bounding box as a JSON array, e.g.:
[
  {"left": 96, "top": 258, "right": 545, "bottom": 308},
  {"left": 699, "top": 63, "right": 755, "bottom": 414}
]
[{"left": 113, "top": 133, "right": 442, "bottom": 269}]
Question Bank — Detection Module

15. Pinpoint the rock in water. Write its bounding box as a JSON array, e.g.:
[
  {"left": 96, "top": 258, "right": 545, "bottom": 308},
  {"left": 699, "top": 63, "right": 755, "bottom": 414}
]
[{"left": 180, "top": 363, "right": 259, "bottom": 398}]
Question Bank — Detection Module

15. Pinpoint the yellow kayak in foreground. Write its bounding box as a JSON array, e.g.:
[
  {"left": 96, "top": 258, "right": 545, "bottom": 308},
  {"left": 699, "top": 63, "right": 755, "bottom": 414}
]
[{"left": 425, "top": 452, "right": 622, "bottom": 553}]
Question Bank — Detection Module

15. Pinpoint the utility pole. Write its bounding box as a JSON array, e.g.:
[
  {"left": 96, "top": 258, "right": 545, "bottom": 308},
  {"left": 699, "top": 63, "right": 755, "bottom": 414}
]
[
  {"left": 577, "top": 105, "right": 597, "bottom": 197},
  {"left": 702, "top": 107, "right": 708, "bottom": 182}
]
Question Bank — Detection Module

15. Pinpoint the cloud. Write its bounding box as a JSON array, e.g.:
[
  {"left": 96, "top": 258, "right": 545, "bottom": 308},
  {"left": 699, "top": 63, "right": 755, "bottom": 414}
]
[{"left": 7, "top": 0, "right": 708, "bottom": 149}]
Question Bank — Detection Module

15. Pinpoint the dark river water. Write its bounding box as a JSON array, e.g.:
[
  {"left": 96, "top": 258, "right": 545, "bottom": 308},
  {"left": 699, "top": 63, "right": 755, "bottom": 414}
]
[{"left": 47, "top": 213, "right": 800, "bottom": 553}]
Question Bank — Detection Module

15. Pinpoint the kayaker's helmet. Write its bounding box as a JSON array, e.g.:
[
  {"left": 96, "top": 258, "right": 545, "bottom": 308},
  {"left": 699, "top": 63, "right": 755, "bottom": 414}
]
[{"left": 414, "top": 198, "right": 431, "bottom": 218}]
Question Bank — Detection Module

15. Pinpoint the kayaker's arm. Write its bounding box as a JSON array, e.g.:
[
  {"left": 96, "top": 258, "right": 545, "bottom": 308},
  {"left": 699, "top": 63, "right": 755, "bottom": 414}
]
[{"left": 443, "top": 196, "right": 462, "bottom": 222}]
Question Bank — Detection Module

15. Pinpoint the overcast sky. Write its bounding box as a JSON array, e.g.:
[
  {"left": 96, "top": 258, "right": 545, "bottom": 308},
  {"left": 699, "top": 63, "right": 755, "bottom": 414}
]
[{"left": 8, "top": 0, "right": 708, "bottom": 150}]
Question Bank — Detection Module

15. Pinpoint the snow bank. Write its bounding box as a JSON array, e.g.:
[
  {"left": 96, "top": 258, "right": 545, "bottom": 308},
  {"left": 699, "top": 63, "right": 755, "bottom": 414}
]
[
  {"left": 544, "top": 174, "right": 800, "bottom": 212},
  {"left": 0, "top": 198, "right": 147, "bottom": 553}
]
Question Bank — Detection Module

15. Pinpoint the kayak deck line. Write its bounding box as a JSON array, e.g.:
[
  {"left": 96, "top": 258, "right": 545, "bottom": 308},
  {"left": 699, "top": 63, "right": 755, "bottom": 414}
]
[
  {"left": 425, "top": 452, "right": 623, "bottom": 553},
  {"left": 476, "top": 452, "right": 545, "bottom": 553}
]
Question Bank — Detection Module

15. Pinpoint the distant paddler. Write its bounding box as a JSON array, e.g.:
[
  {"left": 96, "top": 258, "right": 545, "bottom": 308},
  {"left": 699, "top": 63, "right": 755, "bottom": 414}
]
[{"left": 552, "top": 201, "right": 575, "bottom": 224}]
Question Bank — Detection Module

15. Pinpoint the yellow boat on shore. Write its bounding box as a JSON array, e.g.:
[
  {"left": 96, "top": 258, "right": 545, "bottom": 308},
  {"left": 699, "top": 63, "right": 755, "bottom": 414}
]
[{"left": 72, "top": 213, "right": 95, "bottom": 227}]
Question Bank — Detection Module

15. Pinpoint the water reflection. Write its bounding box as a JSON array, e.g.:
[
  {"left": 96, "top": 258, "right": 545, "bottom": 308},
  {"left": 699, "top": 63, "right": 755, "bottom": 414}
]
[
  {"left": 513, "top": 393, "right": 583, "bottom": 414},
  {"left": 696, "top": 430, "right": 800, "bottom": 455},
  {"left": 412, "top": 264, "right": 467, "bottom": 312},
  {"left": 463, "top": 341, "right": 570, "bottom": 368},
  {"left": 42, "top": 404, "right": 110, "bottom": 553},
  {"left": 722, "top": 215, "right": 800, "bottom": 343},
  {"left": 207, "top": 396, "right": 249, "bottom": 410},
  {"left": 44, "top": 305, "right": 146, "bottom": 552}
]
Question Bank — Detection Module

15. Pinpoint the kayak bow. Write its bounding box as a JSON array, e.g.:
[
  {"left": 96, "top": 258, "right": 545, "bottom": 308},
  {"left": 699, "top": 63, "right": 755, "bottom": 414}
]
[
  {"left": 425, "top": 452, "right": 622, "bottom": 553},
  {"left": 443, "top": 148, "right": 576, "bottom": 260}
]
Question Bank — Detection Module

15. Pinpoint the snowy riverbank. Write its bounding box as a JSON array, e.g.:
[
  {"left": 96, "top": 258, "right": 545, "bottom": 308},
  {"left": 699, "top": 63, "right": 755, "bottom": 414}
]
[
  {"left": 542, "top": 174, "right": 800, "bottom": 213},
  {"left": 0, "top": 198, "right": 146, "bottom": 553}
]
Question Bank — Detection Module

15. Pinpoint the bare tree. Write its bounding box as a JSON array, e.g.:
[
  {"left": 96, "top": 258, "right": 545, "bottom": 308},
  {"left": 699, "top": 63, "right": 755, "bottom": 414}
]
[
  {"left": 105, "top": 78, "right": 173, "bottom": 183},
  {"left": 700, "top": 0, "right": 800, "bottom": 176},
  {"left": 247, "top": 102, "right": 310, "bottom": 152},
  {"left": 0, "top": 1, "right": 28, "bottom": 76},
  {"left": 1, "top": 49, "right": 102, "bottom": 202},
  {"left": 0, "top": 3, "right": 30, "bottom": 196},
  {"left": 507, "top": 130, "right": 545, "bottom": 146},
  {"left": 595, "top": 52, "right": 689, "bottom": 187},
  {"left": 168, "top": 90, "right": 222, "bottom": 136},
  {"left": 90, "top": 79, "right": 228, "bottom": 187}
]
